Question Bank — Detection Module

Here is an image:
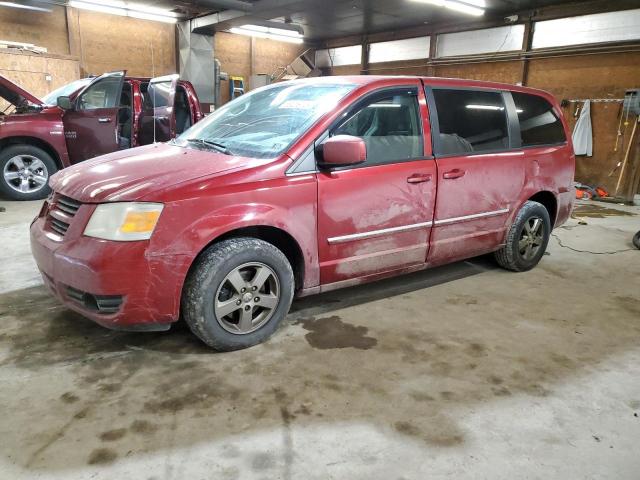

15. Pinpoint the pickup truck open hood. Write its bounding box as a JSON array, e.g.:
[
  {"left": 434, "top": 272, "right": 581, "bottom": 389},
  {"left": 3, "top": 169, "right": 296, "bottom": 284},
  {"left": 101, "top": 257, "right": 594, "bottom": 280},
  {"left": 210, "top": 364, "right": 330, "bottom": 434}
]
[
  {"left": 50, "top": 143, "right": 253, "bottom": 203},
  {"left": 0, "top": 74, "right": 44, "bottom": 107}
]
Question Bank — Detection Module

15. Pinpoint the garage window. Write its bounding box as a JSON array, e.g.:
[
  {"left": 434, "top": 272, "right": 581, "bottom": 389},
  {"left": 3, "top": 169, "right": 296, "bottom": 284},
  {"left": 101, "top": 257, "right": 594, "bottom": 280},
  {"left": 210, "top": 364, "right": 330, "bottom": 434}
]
[
  {"left": 431, "top": 89, "right": 509, "bottom": 156},
  {"left": 512, "top": 92, "right": 566, "bottom": 147}
]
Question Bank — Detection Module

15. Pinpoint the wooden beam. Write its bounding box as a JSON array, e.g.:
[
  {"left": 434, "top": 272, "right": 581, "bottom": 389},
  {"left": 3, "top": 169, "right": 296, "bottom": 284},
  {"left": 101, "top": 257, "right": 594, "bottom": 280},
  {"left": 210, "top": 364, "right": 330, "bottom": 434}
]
[
  {"left": 519, "top": 17, "right": 533, "bottom": 86},
  {"left": 65, "top": 7, "right": 81, "bottom": 58},
  {"left": 360, "top": 35, "right": 369, "bottom": 75},
  {"left": 427, "top": 35, "right": 438, "bottom": 77}
]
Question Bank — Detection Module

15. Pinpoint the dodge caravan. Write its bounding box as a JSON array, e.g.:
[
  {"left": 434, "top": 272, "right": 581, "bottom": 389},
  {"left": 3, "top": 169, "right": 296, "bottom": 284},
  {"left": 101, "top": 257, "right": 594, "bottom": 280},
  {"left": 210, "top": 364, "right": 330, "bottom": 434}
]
[{"left": 30, "top": 76, "right": 575, "bottom": 350}]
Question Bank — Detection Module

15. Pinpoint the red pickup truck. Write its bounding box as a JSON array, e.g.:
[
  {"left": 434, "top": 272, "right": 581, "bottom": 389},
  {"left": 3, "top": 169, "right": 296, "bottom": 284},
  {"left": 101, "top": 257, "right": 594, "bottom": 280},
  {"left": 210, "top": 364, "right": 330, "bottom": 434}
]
[
  {"left": 0, "top": 71, "right": 203, "bottom": 200},
  {"left": 30, "top": 76, "right": 575, "bottom": 351}
]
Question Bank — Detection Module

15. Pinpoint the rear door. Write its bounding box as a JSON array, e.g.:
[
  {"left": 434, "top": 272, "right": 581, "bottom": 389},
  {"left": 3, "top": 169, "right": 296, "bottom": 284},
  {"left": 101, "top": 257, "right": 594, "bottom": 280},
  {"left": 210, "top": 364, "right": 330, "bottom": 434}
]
[
  {"left": 63, "top": 71, "right": 125, "bottom": 163},
  {"left": 317, "top": 83, "right": 437, "bottom": 285},
  {"left": 139, "top": 74, "right": 179, "bottom": 145},
  {"left": 425, "top": 86, "right": 524, "bottom": 265}
]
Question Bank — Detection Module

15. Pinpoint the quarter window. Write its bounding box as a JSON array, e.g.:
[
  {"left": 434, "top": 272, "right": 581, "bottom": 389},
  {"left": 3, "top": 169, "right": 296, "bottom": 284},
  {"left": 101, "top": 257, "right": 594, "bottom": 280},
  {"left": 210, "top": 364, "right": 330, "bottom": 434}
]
[
  {"left": 432, "top": 89, "right": 509, "bottom": 156},
  {"left": 333, "top": 90, "right": 423, "bottom": 166},
  {"left": 512, "top": 92, "right": 566, "bottom": 146}
]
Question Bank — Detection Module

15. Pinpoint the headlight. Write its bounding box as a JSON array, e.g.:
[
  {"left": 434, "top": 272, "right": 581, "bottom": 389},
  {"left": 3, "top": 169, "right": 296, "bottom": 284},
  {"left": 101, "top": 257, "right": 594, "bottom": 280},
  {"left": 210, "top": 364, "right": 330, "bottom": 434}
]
[{"left": 84, "top": 202, "right": 164, "bottom": 241}]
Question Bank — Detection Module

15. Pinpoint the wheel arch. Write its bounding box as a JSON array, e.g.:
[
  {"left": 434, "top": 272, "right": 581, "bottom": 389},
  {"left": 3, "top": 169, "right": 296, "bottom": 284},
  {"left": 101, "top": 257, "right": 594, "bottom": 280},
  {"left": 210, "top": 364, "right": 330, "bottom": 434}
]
[
  {"left": 0, "top": 136, "right": 63, "bottom": 170},
  {"left": 189, "top": 225, "right": 306, "bottom": 293},
  {"left": 528, "top": 190, "right": 558, "bottom": 227}
]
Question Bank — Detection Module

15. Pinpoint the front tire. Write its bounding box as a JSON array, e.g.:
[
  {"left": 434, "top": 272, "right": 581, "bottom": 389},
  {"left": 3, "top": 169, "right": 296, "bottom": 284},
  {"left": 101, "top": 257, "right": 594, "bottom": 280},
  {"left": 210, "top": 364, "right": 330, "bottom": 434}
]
[
  {"left": 182, "top": 237, "right": 295, "bottom": 351},
  {"left": 0, "top": 145, "right": 57, "bottom": 200},
  {"left": 494, "top": 200, "right": 551, "bottom": 272}
]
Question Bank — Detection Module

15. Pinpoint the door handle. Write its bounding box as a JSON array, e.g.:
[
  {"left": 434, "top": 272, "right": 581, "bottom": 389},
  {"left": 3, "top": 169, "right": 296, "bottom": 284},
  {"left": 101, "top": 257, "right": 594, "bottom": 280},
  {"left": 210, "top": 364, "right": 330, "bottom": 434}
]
[
  {"left": 443, "top": 169, "right": 466, "bottom": 180},
  {"left": 407, "top": 173, "right": 432, "bottom": 184},
  {"left": 98, "top": 117, "right": 112, "bottom": 123}
]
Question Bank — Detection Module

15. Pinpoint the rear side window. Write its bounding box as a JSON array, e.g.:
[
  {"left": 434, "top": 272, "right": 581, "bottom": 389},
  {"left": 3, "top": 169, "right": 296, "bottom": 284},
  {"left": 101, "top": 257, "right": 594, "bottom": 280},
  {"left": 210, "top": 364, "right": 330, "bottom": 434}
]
[
  {"left": 432, "top": 89, "right": 509, "bottom": 156},
  {"left": 512, "top": 92, "right": 566, "bottom": 146},
  {"left": 333, "top": 90, "right": 423, "bottom": 166},
  {"left": 144, "top": 81, "right": 173, "bottom": 109}
]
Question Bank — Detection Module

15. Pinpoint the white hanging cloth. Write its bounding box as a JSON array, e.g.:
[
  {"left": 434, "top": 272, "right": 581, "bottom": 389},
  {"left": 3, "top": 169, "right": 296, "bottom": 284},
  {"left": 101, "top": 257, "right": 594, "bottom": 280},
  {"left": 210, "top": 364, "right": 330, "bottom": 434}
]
[{"left": 572, "top": 100, "right": 593, "bottom": 156}]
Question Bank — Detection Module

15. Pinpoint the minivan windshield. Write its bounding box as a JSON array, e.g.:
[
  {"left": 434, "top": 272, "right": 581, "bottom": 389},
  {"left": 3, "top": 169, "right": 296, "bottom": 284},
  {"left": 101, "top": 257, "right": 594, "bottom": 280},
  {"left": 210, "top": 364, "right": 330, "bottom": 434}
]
[
  {"left": 176, "top": 82, "right": 356, "bottom": 158},
  {"left": 42, "top": 78, "right": 93, "bottom": 105}
]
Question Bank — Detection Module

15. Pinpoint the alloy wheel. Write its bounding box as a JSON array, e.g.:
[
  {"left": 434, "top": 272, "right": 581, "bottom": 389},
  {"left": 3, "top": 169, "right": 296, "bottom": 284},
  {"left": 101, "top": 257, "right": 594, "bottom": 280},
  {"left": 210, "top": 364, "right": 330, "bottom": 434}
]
[
  {"left": 518, "top": 217, "right": 544, "bottom": 261},
  {"left": 214, "top": 262, "right": 280, "bottom": 334},
  {"left": 3, "top": 155, "right": 49, "bottom": 194}
]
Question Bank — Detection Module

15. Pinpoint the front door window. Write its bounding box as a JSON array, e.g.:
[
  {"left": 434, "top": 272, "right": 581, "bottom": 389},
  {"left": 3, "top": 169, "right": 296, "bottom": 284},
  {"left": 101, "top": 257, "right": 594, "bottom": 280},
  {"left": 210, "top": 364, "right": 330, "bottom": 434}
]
[{"left": 333, "top": 91, "right": 423, "bottom": 165}]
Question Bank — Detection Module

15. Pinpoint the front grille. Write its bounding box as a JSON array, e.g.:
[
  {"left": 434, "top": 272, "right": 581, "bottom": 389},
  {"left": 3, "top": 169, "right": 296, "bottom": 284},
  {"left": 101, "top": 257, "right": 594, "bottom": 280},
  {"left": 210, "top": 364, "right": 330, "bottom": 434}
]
[
  {"left": 46, "top": 193, "right": 82, "bottom": 238},
  {"left": 55, "top": 195, "right": 81, "bottom": 216},
  {"left": 65, "top": 286, "right": 124, "bottom": 315},
  {"left": 49, "top": 217, "right": 69, "bottom": 236}
]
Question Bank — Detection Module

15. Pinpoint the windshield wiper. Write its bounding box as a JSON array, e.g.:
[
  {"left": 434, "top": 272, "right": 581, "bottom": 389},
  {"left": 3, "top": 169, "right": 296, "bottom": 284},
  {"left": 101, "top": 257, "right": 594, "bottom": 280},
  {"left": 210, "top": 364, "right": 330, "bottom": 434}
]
[{"left": 186, "top": 138, "right": 232, "bottom": 155}]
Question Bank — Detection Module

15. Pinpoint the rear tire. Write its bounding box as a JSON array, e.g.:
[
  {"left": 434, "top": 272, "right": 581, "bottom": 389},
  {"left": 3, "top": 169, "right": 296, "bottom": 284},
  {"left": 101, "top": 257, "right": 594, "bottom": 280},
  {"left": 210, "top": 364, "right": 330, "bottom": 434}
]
[
  {"left": 0, "top": 145, "right": 57, "bottom": 201},
  {"left": 494, "top": 200, "right": 551, "bottom": 272},
  {"left": 182, "top": 237, "right": 294, "bottom": 351}
]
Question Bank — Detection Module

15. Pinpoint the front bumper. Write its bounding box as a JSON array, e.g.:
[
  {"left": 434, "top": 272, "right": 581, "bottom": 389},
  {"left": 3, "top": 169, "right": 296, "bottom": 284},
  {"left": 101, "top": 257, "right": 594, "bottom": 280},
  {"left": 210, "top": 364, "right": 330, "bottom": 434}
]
[{"left": 29, "top": 213, "right": 188, "bottom": 331}]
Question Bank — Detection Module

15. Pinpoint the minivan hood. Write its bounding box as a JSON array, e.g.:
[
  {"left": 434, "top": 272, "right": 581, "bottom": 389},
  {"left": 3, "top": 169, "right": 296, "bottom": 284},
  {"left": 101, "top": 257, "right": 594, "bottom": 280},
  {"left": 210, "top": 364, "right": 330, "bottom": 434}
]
[
  {"left": 50, "top": 143, "right": 254, "bottom": 203},
  {"left": 0, "top": 75, "right": 44, "bottom": 107}
]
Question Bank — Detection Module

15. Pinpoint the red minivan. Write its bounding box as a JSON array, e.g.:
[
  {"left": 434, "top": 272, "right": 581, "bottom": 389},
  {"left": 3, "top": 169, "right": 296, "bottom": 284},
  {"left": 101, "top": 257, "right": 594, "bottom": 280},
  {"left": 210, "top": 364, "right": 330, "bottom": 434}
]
[
  {"left": 30, "top": 76, "right": 575, "bottom": 351},
  {"left": 0, "top": 71, "right": 203, "bottom": 200}
]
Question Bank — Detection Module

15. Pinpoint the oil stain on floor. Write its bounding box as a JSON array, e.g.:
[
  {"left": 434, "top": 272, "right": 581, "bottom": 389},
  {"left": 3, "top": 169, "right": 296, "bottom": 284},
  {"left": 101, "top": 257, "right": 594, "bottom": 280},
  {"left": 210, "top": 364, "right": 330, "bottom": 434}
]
[
  {"left": 293, "top": 316, "right": 378, "bottom": 350},
  {"left": 572, "top": 204, "right": 636, "bottom": 218}
]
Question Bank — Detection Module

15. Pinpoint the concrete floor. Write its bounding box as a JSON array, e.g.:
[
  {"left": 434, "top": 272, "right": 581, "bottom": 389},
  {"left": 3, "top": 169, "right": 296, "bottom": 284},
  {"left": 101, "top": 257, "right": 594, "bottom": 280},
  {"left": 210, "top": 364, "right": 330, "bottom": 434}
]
[{"left": 0, "top": 198, "right": 639, "bottom": 480}]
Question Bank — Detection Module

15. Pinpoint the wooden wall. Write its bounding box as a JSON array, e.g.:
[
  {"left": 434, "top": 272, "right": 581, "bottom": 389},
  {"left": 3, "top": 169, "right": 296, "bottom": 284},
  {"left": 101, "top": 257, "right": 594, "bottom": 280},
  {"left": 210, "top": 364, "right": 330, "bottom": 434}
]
[
  {"left": 70, "top": 9, "right": 176, "bottom": 78},
  {"left": 326, "top": 52, "right": 640, "bottom": 195},
  {"left": 214, "top": 31, "right": 305, "bottom": 104},
  {"left": 0, "top": 5, "right": 176, "bottom": 98},
  {"left": 0, "top": 5, "right": 70, "bottom": 55}
]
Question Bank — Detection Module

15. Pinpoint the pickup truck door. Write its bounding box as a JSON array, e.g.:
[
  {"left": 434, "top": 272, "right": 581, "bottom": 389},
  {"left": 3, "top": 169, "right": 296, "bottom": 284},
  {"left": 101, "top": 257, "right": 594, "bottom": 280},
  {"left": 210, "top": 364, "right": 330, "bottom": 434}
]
[
  {"left": 425, "top": 86, "right": 524, "bottom": 265},
  {"left": 139, "top": 74, "right": 179, "bottom": 145},
  {"left": 317, "top": 83, "right": 436, "bottom": 286},
  {"left": 63, "top": 71, "right": 125, "bottom": 163}
]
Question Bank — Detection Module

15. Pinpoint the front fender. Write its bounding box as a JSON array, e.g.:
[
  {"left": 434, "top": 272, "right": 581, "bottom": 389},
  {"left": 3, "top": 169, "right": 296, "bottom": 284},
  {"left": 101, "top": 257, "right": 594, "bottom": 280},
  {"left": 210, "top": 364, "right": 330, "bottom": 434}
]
[{"left": 149, "top": 182, "right": 319, "bottom": 290}]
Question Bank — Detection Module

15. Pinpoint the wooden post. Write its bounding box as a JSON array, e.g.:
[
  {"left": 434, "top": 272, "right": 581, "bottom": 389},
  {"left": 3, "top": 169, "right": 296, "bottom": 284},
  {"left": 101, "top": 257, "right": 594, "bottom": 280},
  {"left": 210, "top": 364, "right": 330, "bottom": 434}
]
[
  {"left": 65, "top": 6, "right": 83, "bottom": 75},
  {"left": 623, "top": 117, "right": 640, "bottom": 202},
  {"left": 520, "top": 19, "right": 533, "bottom": 86},
  {"left": 426, "top": 34, "right": 438, "bottom": 77},
  {"left": 360, "top": 36, "right": 369, "bottom": 75}
]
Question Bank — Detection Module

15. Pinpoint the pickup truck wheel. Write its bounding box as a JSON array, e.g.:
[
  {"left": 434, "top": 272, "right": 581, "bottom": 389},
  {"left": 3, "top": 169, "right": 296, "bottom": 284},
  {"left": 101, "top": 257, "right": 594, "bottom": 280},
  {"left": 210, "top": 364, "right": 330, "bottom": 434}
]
[
  {"left": 494, "top": 200, "right": 551, "bottom": 272},
  {"left": 182, "top": 237, "right": 294, "bottom": 351},
  {"left": 0, "top": 145, "right": 57, "bottom": 201}
]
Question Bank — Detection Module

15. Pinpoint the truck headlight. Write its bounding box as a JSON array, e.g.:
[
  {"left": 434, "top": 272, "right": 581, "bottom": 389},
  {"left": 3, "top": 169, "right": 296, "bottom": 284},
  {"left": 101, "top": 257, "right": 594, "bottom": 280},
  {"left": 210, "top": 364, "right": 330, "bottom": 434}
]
[{"left": 84, "top": 202, "right": 164, "bottom": 241}]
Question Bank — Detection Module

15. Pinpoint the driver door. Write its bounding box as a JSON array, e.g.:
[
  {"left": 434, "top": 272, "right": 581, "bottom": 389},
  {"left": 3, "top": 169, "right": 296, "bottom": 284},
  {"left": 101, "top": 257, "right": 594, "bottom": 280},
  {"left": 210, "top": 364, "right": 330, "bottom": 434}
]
[
  {"left": 63, "top": 71, "right": 125, "bottom": 163},
  {"left": 317, "top": 84, "right": 437, "bottom": 285},
  {"left": 139, "top": 74, "right": 179, "bottom": 145}
]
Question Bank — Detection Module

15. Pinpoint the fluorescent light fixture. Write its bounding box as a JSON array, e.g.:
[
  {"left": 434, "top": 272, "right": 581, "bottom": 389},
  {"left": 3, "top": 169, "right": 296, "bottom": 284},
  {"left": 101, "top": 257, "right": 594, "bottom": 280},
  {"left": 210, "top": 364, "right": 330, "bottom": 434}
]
[
  {"left": 445, "top": 1, "right": 484, "bottom": 16},
  {"left": 466, "top": 104, "right": 504, "bottom": 110},
  {"left": 68, "top": 0, "right": 178, "bottom": 23},
  {"left": 230, "top": 24, "right": 304, "bottom": 44},
  {"left": 370, "top": 103, "right": 402, "bottom": 108},
  {"left": 0, "top": 1, "right": 51, "bottom": 12},
  {"left": 411, "top": 0, "right": 484, "bottom": 16}
]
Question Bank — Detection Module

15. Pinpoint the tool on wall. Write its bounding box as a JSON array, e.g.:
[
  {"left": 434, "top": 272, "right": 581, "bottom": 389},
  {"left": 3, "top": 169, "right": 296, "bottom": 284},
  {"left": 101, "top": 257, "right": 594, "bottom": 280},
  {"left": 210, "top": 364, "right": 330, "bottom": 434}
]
[
  {"left": 615, "top": 115, "right": 639, "bottom": 196},
  {"left": 229, "top": 76, "right": 245, "bottom": 100}
]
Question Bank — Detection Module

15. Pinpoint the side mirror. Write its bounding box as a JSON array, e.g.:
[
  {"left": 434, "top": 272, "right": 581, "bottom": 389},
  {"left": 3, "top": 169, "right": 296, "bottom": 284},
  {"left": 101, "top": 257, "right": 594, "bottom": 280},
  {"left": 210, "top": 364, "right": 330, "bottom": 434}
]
[
  {"left": 57, "top": 96, "right": 73, "bottom": 110},
  {"left": 318, "top": 135, "right": 367, "bottom": 168}
]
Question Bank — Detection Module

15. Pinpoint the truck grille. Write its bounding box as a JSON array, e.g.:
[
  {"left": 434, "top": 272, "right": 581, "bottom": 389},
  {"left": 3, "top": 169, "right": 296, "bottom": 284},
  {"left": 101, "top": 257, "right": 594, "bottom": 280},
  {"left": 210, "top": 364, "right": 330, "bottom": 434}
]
[
  {"left": 65, "top": 286, "right": 124, "bottom": 314},
  {"left": 47, "top": 194, "right": 82, "bottom": 238}
]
